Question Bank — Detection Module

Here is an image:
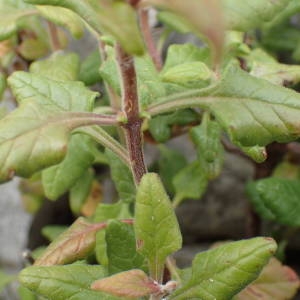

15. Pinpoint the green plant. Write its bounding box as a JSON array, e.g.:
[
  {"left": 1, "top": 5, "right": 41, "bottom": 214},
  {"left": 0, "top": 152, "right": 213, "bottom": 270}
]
[{"left": 1, "top": 0, "right": 300, "bottom": 299}]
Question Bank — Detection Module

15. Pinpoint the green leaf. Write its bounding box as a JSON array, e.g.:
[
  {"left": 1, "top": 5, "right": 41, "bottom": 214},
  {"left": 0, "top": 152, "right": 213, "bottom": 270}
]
[
  {"left": 18, "top": 285, "right": 37, "bottom": 300},
  {"left": 170, "top": 237, "right": 277, "bottom": 300},
  {"left": 161, "top": 62, "right": 212, "bottom": 88},
  {"left": 25, "top": 0, "right": 144, "bottom": 55},
  {"left": 145, "top": 0, "right": 225, "bottom": 64},
  {"left": 79, "top": 50, "right": 102, "bottom": 86},
  {"left": 223, "top": 0, "right": 291, "bottom": 31},
  {"left": 34, "top": 217, "right": 105, "bottom": 266},
  {"left": 272, "top": 160, "right": 300, "bottom": 180},
  {"left": 135, "top": 173, "right": 182, "bottom": 282},
  {"left": 19, "top": 264, "right": 118, "bottom": 300},
  {"left": 94, "top": 201, "right": 132, "bottom": 266},
  {"left": 149, "top": 109, "right": 198, "bottom": 143},
  {"left": 37, "top": 5, "right": 84, "bottom": 38},
  {"left": 41, "top": 225, "right": 68, "bottom": 242},
  {"left": 0, "top": 72, "right": 98, "bottom": 182},
  {"left": 234, "top": 257, "right": 300, "bottom": 300},
  {"left": 247, "top": 178, "right": 300, "bottom": 226},
  {"left": 18, "top": 38, "right": 49, "bottom": 61},
  {"left": 0, "top": 73, "right": 6, "bottom": 100},
  {"left": 70, "top": 169, "right": 94, "bottom": 215},
  {"left": 190, "top": 113, "right": 224, "bottom": 179},
  {"left": 42, "top": 134, "right": 96, "bottom": 200},
  {"left": 238, "top": 144, "right": 267, "bottom": 163},
  {"left": 173, "top": 161, "right": 208, "bottom": 205},
  {"left": 106, "top": 220, "right": 145, "bottom": 275},
  {"left": 0, "top": 270, "right": 14, "bottom": 293},
  {"left": 158, "top": 145, "right": 187, "bottom": 194},
  {"left": 106, "top": 149, "right": 135, "bottom": 204},
  {"left": 0, "top": 0, "right": 37, "bottom": 41},
  {"left": 91, "top": 269, "right": 160, "bottom": 298},
  {"left": 30, "top": 52, "right": 80, "bottom": 81}
]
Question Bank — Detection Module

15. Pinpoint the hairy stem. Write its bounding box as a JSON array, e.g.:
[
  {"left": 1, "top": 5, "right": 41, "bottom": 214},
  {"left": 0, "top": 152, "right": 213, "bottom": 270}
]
[
  {"left": 116, "top": 43, "right": 147, "bottom": 184},
  {"left": 139, "top": 8, "right": 162, "bottom": 71}
]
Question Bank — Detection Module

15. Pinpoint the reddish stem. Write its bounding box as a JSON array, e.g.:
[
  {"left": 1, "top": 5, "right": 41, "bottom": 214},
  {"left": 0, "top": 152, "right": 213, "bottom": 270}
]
[{"left": 115, "top": 44, "right": 147, "bottom": 184}]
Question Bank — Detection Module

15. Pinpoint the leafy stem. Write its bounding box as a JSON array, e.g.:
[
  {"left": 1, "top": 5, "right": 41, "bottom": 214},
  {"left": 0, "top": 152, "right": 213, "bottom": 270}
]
[{"left": 116, "top": 43, "right": 147, "bottom": 184}]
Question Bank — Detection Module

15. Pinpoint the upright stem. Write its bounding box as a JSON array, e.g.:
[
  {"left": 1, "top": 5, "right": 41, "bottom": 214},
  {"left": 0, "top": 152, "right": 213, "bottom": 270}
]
[
  {"left": 139, "top": 8, "right": 163, "bottom": 71},
  {"left": 116, "top": 44, "right": 147, "bottom": 184}
]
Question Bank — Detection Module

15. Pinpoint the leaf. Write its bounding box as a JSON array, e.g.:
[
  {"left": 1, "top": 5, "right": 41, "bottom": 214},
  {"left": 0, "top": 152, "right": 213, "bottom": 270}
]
[
  {"left": 0, "top": 73, "right": 6, "bottom": 100},
  {"left": 19, "top": 264, "right": 118, "bottom": 300},
  {"left": 34, "top": 217, "right": 106, "bottom": 266},
  {"left": 25, "top": 0, "right": 144, "bottom": 55},
  {"left": 106, "top": 149, "right": 135, "bottom": 204},
  {"left": 158, "top": 145, "right": 187, "bottom": 194},
  {"left": 79, "top": 50, "right": 102, "bottom": 86},
  {"left": 173, "top": 161, "right": 208, "bottom": 204},
  {"left": 223, "top": 0, "right": 291, "bottom": 31},
  {"left": 170, "top": 237, "right": 277, "bottom": 300},
  {"left": 190, "top": 113, "right": 224, "bottom": 179},
  {"left": 135, "top": 173, "right": 182, "bottom": 282},
  {"left": 70, "top": 169, "right": 94, "bottom": 215},
  {"left": 0, "top": 270, "right": 14, "bottom": 293},
  {"left": 94, "top": 201, "right": 132, "bottom": 266},
  {"left": 91, "top": 269, "right": 160, "bottom": 298},
  {"left": 18, "top": 285, "right": 37, "bottom": 300},
  {"left": 42, "top": 134, "right": 97, "bottom": 200},
  {"left": 0, "top": 72, "right": 98, "bottom": 182},
  {"left": 235, "top": 257, "right": 299, "bottom": 300},
  {"left": 246, "top": 178, "right": 300, "bottom": 226},
  {"left": 0, "top": 0, "right": 37, "bottom": 41},
  {"left": 29, "top": 51, "right": 80, "bottom": 81},
  {"left": 272, "top": 161, "right": 300, "bottom": 180},
  {"left": 145, "top": 0, "right": 224, "bottom": 64},
  {"left": 41, "top": 225, "right": 68, "bottom": 242},
  {"left": 106, "top": 220, "right": 145, "bottom": 275},
  {"left": 36, "top": 5, "right": 85, "bottom": 38},
  {"left": 18, "top": 38, "right": 49, "bottom": 61}
]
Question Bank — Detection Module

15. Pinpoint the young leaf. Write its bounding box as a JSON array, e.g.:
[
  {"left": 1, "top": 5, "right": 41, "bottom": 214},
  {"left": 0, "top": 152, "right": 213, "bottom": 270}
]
[
  {"left": 158, "top": 145, "right": 187, "bottom": 194},
  {"left": 234, "top": 258, "right": 300, "bottom": 300},
  {"left": 34, "top": 217, "right": 105, "bottom": 266},
  {"left": 170, "top": 237, "right": 277, "bottom": 300},
  {"left": 42, "top": 225, "right": 68, "bottom": 242},
  {"left": 29, "top": 52, "right": 80, "bottom": 81},
  {"left": 19, "top": 264, "right": 118, "bottom": 300},
  {"left": 0, "top": 0, "right": 37, "bottom": 41},
  {"left": 190, "top": 113, "right": 224, "bottom": 179},
  {"left": 247, "top": 178, "right": 300, "bottom": 226},
  {"left": 173, "top": 161, "right": 208, "bottom": 205},
  {"left": 94, "top": 201, "right": 132, "bottom": 266},
  {"left": 223, "top": 0, "right": 291, "bottom": 31},
  {"left": 42, "top": 134, "right": 97, "bottom": 200},
  {"left": 70, "top": 169, "right": 94, "bottom": 215},
  {"left": 91, "top": 269, "right": 160, "bottom": 298},
  {"left": 106, "top": 220, "right": 145, "bottom": 275},
  {"left": 25, "top": 0, "right": 144, "bottom": 55},
  {"left": 18, "top": 38, "right": 49, "bottom": 61},
  {"left": 36, "top": 6, "right": 84, "bottom": 38},
  {"left": 79, "top": 50, "right": 102, "bottom": 86},
  {"left": 106, "top": 149, "right": 135, "bottom": 204},
  {"left": 135, "top": 173, "right": 182, "bottom": 282}
]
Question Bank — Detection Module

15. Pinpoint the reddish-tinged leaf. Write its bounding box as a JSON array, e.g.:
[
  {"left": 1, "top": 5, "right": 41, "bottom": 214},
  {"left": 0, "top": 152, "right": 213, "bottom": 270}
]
[
  {"left": 235, "top": 258, "right": 300, "bottom": 300},
  {"left": 34, "top": 218, "right": 133, "bottom": 266},
  {"left": 91, "top": 269, "right": 161, "bottom": 298}
]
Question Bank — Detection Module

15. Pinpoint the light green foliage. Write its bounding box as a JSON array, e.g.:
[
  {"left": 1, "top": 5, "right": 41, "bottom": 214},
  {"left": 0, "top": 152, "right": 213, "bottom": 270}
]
[
  {"left": 173, "top": 161, "right": 208, "bottom": 204},
  {"left": 25, "top": 0, "right": 144, "bottom": 55},
  {"left": 0, "top": 73, "right": 6, "bottom": 100},
  {"left": 135, "top": 173, "right": 182, "bottom": 281},
  {"left": 170, "top": 238, "right": 277, "bottom": 300},
  {"left": 247, "top": 178, "right": 300, "bottom": 226},
  {"left": 0, "top": 0, "right": 36, "bottom": 41},
  {"left": 19, "top": 264, "right": 119, "bottom": 300},
  {"left": 79, "top": 51, "right": 102, "bottom": 86},
  {"left": 158, "top": 145, "right": 187, "bottom": 194},
  {"left": 106, "top": 220, "right": 145, "bottom": 275},
  {"left": 0, "top": 270, "right": 14, "bottom": 293},
  {"left": 36, "top": 5, "right": 84, "bottom": 38},
  {"left": 18, "top": 38, "right": 49, "bottom": 61},
  {"left": 106, "top": 149, "right": 135, "bottom": 203},
  {"left": 223, "top": 0, "right": 291, "bottom": 31},
  {"left": 190, "top": 113, "right": 224, "bottom": 179},
  {"left": 18, "top": 285, "right": 37, "bottom": 300},
  {"left": 94, "top": 202, "right": 132, "bottom": 266},
  {"left": 42, "top": 225, "right": 68, "bottom": 242},
  {"left": 70, "top": 169, "right": 94, "bottom": 214},
  {"left": 30, "top": 52, "right": 80, "bottom": 81},
  {"left": 42, "top": 134, "right": 97, "bottom": 200}
]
